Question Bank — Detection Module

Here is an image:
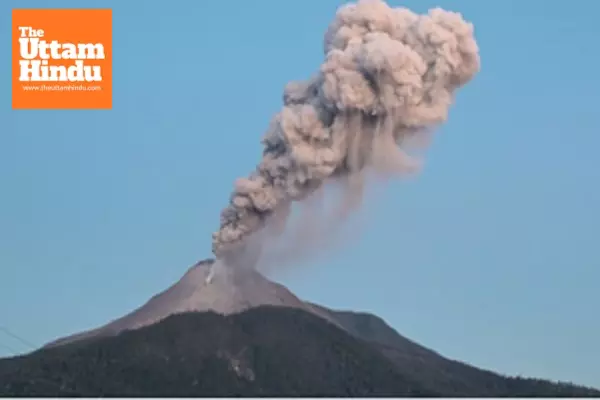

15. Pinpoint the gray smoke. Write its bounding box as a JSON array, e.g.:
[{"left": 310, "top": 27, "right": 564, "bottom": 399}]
[{"left": 212, "top": 0, "right": 480, "bottom": 261}]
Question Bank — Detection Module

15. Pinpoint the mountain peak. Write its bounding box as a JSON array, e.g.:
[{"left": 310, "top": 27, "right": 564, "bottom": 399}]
[
  {"left": 45, "top": 259, "right": 313, "bottom": 348},
  {"left": 20, "top": 260, "right": 600, "bottom": 397}
]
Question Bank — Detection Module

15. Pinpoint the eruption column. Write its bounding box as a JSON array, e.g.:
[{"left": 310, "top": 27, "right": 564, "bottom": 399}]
[{"left": 211, "top": 0, "right": 480, "bottom": 262}]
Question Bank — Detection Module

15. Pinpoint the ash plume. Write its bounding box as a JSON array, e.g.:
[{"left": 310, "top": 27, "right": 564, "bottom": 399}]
[{"left": 212, "top": 0, "right": 480, "bottom": 262}]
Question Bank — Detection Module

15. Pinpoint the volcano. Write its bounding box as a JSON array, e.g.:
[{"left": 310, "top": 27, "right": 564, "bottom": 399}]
[
  {"left": 2, "top": 259, "right": 598, "bottom": 397},
  {"left": 45, "top": 259, "right": 338, "bottom": 348}
]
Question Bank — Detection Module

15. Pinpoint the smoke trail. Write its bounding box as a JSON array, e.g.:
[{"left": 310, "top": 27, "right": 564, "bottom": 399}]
[
  {"left": 212, "top": 0, "right": 480, "bottom": 261},
  {"left": 255, "top": 175, "right": 368, "bottom": 274}
]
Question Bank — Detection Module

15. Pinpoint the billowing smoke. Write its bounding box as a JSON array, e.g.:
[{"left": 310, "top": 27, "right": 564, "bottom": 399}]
[{"left": 211, "top": 0, "right": 480, "bottom": 263}]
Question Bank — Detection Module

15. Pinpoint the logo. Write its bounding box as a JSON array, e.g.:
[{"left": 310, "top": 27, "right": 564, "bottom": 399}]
[{"left": 12, "top": 9, "right": 112, "bottom": 109}]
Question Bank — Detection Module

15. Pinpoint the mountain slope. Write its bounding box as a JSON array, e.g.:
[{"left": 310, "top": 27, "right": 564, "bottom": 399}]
[
  {"left": 316, "top": 306, "right": 599, "bottom": 397},
  {"left": 1, "top": 306, "right": 599, "bottom": 397},
  {"left": 46, "top": 259, "right": 337, "bottom": 348},
  {"left": 5, "top": 258, "right": 598, "bottom": 397},
  {"left": 0, "top": 307, "right": 433, "bottom": 397}
]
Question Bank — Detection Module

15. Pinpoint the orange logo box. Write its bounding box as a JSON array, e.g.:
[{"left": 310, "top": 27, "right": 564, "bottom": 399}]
[{"left": 12, "top": 9, "right": 112, "bottom": 110}]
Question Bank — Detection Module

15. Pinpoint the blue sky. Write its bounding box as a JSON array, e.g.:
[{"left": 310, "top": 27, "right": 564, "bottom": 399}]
[{"left": 2, "top": 0, "right": 599, "bottom": 389}]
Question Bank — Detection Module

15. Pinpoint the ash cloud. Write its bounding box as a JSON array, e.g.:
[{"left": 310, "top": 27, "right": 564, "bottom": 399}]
[{"left": 211, "top": 0, "right": 480, "bottom": 263}]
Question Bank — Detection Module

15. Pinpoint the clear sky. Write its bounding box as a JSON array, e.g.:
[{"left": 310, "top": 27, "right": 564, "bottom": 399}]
[{"left": 2, "top": 0, "right": 599, "bottom": 389}]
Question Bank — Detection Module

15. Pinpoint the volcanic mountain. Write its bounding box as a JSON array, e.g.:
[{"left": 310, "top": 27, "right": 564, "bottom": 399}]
[
  {"left": 1, "top": 259, "right": 599, "bottom": 397},
  {"left": 45, "top": 259, "right": 340, "bottom": 348}
]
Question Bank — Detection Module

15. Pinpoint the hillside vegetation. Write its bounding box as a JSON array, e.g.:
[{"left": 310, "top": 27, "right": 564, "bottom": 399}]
[{"left": 0, "top": 306, "right": 598, "bottom": 397}]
